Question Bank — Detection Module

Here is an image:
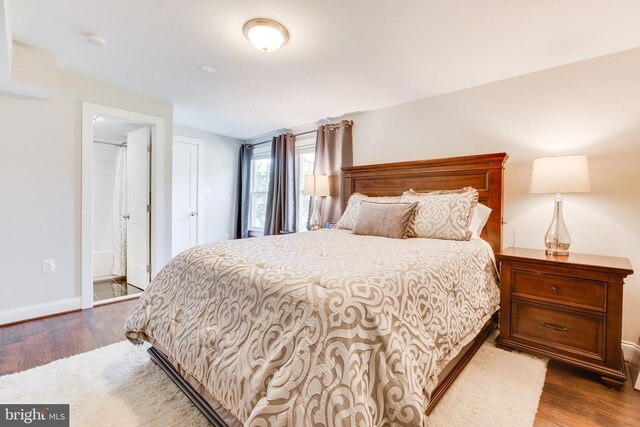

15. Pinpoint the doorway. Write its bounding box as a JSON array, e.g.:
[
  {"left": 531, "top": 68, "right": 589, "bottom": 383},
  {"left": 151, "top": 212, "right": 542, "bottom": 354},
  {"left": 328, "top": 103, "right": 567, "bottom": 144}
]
[
  {"left": 81, "top": 103, "right": 167, "bottom": 309},
  {"left": 92, "top": 118, "right": 150, "bottom": 303}
]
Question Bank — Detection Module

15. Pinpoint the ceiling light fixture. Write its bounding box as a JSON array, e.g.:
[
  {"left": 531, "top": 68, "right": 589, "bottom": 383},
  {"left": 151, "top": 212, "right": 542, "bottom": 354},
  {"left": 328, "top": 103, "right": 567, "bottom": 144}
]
[
  {"left": 86, "top": 33, "right": 108, "bottom": 47},
  {"left": 243, "top": 18, "right": 289, "bottom": 53}
]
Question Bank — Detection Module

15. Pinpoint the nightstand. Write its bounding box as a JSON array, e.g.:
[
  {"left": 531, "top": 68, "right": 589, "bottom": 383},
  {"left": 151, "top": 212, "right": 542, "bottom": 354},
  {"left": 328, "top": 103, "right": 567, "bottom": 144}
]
[{"left": 495, "top": 247, "right": 634, "bottom": 389}]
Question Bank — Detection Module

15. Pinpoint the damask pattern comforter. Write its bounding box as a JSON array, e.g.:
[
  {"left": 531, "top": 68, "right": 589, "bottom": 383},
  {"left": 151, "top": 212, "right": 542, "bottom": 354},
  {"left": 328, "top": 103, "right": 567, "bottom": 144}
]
[{"left": 125, "top": 230, "right": 499, "bottom": 426}]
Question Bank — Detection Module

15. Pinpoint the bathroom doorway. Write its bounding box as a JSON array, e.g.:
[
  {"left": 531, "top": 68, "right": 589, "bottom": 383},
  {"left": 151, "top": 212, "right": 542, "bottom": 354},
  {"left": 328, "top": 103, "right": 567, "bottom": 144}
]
[
  {"left": 81, "top": 103, "right": 167, "bottom": 310},
  {"left": 91, "top": 117, "right": 150, "bottom": 304}
]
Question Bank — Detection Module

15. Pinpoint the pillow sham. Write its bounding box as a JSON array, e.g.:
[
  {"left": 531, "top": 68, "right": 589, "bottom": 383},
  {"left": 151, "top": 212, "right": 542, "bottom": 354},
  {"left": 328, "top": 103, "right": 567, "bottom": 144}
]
[
  {"left": 471, "top": 203, "right": 492, "bottom": 238},
  {"left": 352, "top": 201, "right": 419, "bottom": 239},
  {"left": 401, "top": 187, "right": 479, "bottom": 241},
  {"left": 336, "top": 193, "right": 402, "bottom": 230}
]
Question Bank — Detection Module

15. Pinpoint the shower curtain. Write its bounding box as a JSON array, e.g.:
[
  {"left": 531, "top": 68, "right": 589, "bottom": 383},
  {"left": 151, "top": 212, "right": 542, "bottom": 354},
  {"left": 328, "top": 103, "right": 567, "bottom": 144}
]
[{"left": 112, "top": 147, "right": 127, "bottom": 276}]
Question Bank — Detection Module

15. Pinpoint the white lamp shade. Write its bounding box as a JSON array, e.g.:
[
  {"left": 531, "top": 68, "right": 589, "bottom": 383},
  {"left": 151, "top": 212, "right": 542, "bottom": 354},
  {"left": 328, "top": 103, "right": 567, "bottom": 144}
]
[
  {"left": 303, "top": 175, "right": 330, "bottom": 197},
  {"left": 530, "top": 155, "right": 591, "bottom": 194}
]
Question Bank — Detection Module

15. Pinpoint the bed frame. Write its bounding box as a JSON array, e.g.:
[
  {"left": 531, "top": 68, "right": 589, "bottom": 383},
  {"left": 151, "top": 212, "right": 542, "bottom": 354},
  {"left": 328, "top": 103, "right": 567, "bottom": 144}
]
[{"left": 150, "top": 152, "right": 508, "bottom": 425}]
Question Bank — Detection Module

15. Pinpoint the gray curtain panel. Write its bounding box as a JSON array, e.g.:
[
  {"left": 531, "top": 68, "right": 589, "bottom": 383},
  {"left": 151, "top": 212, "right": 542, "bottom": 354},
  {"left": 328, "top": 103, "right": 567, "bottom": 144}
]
[
  {"left": 312, "top": 120, "right": 354, "bottom": 225},
  {"left": 233, "top": 143, "right": 253, "bottom": 239},
  {"left": 264, "top": 133, "right": 297, "bottom": 235}
]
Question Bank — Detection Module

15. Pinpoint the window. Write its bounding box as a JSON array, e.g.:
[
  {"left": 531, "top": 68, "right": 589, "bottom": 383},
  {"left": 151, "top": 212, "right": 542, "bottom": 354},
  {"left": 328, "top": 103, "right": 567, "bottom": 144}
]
[
  {"left": 247, "top": 134, "right": 316, "bottom": 235},
  {"left": 296, "top": 147, "right": 315, "bottom": 231},
  {"left": 249, "top": 156, "right": 271, "bottom": 231}
]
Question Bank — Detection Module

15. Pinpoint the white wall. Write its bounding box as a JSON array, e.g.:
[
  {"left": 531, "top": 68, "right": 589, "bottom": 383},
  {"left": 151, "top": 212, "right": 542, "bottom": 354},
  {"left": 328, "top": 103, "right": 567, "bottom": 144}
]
[
  {"left": 344, "top": 47, "right": 640, "bottom": 346},
  {"left": 0, "top": 70, "right": 172, "bottom": 321},
  {"left": 174, "top": 125, "right": 241, "bottom": 244}
]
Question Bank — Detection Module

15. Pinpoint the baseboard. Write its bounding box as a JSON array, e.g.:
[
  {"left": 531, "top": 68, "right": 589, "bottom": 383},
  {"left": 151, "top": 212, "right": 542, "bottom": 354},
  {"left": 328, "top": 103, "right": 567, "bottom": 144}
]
[
  {"left": 0, "top": 297, "right": 82, "bottom": 326},
  {"left": 622, "top": 341, "right": 640, "bottom": 361},
  {"left": 623, "top": 340, "right": 640, "bottom": 391}
]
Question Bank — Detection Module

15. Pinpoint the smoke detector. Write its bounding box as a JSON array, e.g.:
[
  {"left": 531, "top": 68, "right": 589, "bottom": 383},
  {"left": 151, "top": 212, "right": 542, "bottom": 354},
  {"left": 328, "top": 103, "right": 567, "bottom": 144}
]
[
  {"left": 86, "top": 33, "right": 107, "bottom": 47},
  {"left": 200, "top": 65, "right": 216, "bottom": 75}
]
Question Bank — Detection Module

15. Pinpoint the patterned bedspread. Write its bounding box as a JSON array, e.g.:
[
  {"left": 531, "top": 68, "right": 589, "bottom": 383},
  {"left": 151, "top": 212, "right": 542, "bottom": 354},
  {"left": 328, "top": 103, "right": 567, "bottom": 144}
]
[{"left": 125, "top": 230, "right": 499, "bottom": 426}]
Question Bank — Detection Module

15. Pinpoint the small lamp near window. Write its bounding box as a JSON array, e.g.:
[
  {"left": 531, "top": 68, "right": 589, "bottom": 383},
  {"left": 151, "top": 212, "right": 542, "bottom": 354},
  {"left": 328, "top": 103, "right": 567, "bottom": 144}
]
[
  {"left": 303, "top": 175, "right": 330, "bottom": 231},
  {"left": 530, "top": 155, "right": 591, "bottom": 256}
]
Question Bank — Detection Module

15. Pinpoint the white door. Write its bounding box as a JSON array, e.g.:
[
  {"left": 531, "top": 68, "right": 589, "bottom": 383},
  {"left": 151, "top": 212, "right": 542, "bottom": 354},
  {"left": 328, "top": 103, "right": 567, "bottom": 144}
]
[
  {"left": 126, "top": 126, "right": 151, "bottom": 290},
  {"left": 172, "top": 137, "right": 202, "bottom": 257}
]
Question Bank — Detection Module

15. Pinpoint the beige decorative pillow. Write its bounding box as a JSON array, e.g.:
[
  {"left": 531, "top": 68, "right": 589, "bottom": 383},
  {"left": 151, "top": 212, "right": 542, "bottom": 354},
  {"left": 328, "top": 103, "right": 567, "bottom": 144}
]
[
  {"left": 401, "top": 187, "right": 479, "bottom": 241},
  {"left": 336, "top": 193, "right": 402, "bottom": 230},
  {"left": 353, "top": 201, "right": 419, "bottom": 239}
]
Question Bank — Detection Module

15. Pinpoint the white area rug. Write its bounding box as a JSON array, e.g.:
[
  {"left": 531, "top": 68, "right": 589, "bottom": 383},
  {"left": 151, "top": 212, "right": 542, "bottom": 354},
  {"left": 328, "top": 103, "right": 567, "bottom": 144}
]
[
  {"left": 0, "top": 333, "right": 547, "bottom": 426},
  {"left": 428, "top": 332, "right": 548, "bottom": 426}
]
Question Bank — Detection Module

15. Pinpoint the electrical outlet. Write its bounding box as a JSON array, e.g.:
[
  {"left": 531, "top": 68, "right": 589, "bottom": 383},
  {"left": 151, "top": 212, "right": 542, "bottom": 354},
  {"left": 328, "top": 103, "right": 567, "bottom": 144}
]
[
  {"left": 225, "top": 233, "right": 230, "bottom": 240},
  {"left": 205, "top": 186, "right": 212, "bottom": 196},
  {"left": 42, "top": 259, "right": 56, "bottom": 273}
]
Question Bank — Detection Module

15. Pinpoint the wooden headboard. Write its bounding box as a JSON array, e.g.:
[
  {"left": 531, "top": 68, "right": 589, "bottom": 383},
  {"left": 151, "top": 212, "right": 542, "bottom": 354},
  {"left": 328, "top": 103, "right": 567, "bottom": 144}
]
[{"left": 342, "top": 152, "right": 508, "bottom": 254}]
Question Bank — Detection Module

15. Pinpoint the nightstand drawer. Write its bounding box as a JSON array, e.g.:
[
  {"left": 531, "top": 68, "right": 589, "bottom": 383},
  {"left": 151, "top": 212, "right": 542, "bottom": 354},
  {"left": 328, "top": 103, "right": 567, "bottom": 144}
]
[
  {"left": 512, "top": 270, "right": 606, "bottom": 312},
  {"left": 511, "top": 301, "right": 605, "bottom": 361}
]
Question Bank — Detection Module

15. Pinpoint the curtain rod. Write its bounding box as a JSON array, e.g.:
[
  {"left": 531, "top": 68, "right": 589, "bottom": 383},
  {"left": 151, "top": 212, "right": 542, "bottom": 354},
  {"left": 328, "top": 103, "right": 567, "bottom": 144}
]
[
  {"left": 250, "top": 129, "right": 317, "bottom": 147},
  {"left": 94, "top": 140, "right": 127, "bottom": 147},
  {"left": 249, "top": 120, "right": 353, "bottom": 147}
]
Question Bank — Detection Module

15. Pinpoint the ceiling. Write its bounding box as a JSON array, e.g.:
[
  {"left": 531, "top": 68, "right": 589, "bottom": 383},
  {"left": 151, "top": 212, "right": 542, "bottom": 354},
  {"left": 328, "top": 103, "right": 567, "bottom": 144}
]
[
  {"left": 9, "top": 1, "right": 640, "bottom": 139},
  {"left": 93, "top": 116, "right": 146, "bottom": 142}
]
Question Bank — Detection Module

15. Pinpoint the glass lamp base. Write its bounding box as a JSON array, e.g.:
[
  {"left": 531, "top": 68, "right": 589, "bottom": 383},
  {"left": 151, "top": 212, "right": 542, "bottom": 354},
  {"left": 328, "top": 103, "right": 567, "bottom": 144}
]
[
  {"left": 545, "top": 247, "right": 570, "bottom": 256},
  {"left": 310, "top": 198, "right": 321, "bottom": 231},
  {"left": 544, "top": 194, "right": 571, "bottom": 257}
]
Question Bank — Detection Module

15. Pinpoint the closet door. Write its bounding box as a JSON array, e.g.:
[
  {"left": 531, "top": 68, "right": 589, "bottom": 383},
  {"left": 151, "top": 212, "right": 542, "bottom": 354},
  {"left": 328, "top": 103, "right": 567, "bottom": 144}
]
[
  {"left": 171, "top": 136, "right": 203, "bottom": 257},
  {"left": 126, "top": 126, "right": 151, "bottom": 290}
]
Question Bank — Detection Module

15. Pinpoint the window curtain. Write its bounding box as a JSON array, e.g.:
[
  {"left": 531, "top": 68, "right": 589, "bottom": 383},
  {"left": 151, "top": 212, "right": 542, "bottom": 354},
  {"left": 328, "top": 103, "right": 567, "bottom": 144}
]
[
  {"left": 112, "top": 146, "right": 127, "bottom": 276},
  {"left": 264, "top": 133, "right": 296, "bottom": 235},
  {"left": 312, "top": 120, "right": 354, "bottom": 225},
  {"left": 233, "top": 143, "right": 253, "bottom": 239}
]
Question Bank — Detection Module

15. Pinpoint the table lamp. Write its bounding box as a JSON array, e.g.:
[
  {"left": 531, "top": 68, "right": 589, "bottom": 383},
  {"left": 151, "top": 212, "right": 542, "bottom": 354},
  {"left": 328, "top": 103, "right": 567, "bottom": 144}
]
[
  {"left": 530, "top": 155, "right": 591, "bottom": 256},
  {"left": 303, "top": 175, "right": 330, "bottom": 230}
]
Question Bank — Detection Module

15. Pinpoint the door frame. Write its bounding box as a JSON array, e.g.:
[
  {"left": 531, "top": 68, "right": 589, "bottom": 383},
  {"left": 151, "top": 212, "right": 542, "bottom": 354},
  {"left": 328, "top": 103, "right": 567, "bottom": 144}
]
[
  {"left": 172, "top": 135, "right": 205, "bottom": 254},
  {"left": 81, "top": 102, "right": 167, "bottom": 309}
]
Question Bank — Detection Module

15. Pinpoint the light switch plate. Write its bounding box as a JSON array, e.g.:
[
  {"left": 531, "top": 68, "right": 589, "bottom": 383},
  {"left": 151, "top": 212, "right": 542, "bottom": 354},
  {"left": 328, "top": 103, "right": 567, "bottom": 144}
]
[{"left": 42, "top": 259, "right": 56, "bottom": 273}]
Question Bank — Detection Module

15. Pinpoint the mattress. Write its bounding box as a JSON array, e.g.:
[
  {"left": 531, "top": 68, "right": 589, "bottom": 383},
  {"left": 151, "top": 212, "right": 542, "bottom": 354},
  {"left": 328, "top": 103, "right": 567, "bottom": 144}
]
[{"left": 125, "top": 229, "right": 499, "bottom": 426}]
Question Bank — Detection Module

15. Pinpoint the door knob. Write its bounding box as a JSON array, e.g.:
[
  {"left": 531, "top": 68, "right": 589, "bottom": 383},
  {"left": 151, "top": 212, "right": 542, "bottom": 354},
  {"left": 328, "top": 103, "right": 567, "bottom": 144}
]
[
  {"left": 190, "top": 211, "right": 198, "bottom": 217},
  {"left": 123, "top": 213, "right": 130, "bottom": 220}
]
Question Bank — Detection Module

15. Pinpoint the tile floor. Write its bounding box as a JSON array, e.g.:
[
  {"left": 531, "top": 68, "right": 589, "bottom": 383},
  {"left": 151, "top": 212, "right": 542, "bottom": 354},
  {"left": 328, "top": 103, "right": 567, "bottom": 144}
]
[{"left": 93, "top": 276, "right": 143, "bottom": 302}]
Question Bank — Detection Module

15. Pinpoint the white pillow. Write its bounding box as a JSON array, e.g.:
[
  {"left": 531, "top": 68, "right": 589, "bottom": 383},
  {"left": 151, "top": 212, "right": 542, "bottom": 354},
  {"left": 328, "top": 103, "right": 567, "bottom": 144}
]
[{"left": 471, "top": 203, "right": 492, "bottom": 238}]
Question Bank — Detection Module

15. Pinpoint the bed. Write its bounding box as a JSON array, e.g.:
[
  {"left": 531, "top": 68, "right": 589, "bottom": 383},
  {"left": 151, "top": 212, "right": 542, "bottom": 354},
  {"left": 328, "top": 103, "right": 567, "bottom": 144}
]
[{"left": 125, "top": 152, "right": 508, "bottom": 426}]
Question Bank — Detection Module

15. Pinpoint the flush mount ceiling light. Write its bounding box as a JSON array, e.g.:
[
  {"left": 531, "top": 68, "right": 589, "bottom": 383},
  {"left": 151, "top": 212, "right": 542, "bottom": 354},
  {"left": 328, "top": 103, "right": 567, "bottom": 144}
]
[{"left": 243, "top": 18, "right": 289, "bottom": 53}]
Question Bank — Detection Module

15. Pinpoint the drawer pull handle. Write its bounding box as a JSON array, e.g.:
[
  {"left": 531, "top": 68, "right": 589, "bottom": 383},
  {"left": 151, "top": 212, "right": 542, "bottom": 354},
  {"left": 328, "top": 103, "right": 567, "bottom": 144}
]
[
  {"left": 551, "top": 286, "right": 559, "bottom": 293},
  {"left": 540, "top": 322, "right": 568, "bottom": 332}
]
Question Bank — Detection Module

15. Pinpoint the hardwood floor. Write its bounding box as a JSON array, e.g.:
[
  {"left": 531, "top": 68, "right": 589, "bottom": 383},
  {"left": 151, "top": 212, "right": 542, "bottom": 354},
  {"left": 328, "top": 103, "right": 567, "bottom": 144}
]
[
  {"left": 1, "top": 300, "right": 639, "bottom": 426},
  {"left": 536, "top": 361, "right": 640, "bottom": 426},
  {"left": 0, "top": 299, "right": 138, "bottom": 376}
]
